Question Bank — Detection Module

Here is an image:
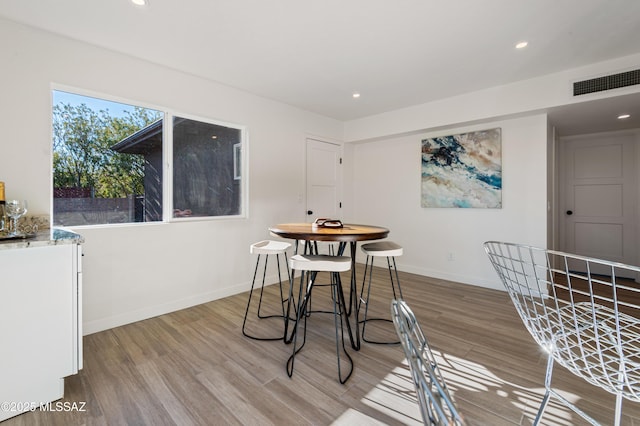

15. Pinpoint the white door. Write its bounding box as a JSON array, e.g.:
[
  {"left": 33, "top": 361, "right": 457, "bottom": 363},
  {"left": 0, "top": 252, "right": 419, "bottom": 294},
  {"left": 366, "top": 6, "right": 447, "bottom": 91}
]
[
  {"left": 559, "top": 133, "right": 637, "bottom": 272},
  {"left": 306, "top": 138, "right": 342, "bottom": 221}
]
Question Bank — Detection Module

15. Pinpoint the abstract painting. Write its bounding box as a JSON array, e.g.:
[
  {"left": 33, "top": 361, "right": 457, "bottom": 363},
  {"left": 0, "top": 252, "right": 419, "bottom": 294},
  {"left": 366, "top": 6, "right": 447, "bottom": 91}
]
[{"left": 421, "top": 128, "right": 502, "bottom": 208}]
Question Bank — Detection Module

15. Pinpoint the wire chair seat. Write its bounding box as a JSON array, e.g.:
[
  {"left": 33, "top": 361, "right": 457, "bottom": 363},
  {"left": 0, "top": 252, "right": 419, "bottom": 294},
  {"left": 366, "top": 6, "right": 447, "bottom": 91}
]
[
  {"left": 484, "top": 241, "right": 640, "bottom": 425},
  {"left": 551, "top": 302, "right": 640, "bottom": 398}
]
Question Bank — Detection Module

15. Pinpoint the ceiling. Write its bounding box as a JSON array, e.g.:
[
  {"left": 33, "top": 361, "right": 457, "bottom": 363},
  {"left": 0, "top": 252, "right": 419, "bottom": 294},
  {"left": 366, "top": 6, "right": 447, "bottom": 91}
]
[{"left": 2, "top": 0, "right": 639, "bottom": 136}]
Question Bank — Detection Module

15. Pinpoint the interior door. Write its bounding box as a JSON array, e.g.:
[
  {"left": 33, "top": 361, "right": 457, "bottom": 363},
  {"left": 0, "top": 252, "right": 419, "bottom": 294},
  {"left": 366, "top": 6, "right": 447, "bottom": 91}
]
[
  {"left": 306, "top": 138, "right": 342, "bottom": 221},
  {"left": 559, "top": 133, "right": 637, "bottom": 273}
]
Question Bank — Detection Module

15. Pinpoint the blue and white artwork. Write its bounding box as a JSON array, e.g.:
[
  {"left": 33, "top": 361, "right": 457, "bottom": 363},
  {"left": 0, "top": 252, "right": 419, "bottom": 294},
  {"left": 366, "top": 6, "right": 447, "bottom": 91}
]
[{"left": 421, "top": 128, "right": 502, "bottom": 208}]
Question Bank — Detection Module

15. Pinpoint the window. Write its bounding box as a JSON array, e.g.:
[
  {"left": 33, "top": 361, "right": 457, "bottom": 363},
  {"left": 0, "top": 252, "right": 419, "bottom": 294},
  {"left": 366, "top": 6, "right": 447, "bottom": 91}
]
[
  {"left": 171, "top": 116, "right": 242, "bottom": 218},
  {"left": 52, "top": 90, "right": 246, "bottom": 226}
]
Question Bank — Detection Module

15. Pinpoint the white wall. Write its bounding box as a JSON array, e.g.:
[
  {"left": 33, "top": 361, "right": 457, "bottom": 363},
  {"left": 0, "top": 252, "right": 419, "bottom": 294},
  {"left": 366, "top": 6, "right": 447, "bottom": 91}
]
[
  {"left": 346, "top": 115, "right": 549, "bottom": 290},
  {"left": 0, "top": 18, "right": 343, "bottom": 334},
  {"left": 341, "top": 51, "right": 640, "bottom": 291}
]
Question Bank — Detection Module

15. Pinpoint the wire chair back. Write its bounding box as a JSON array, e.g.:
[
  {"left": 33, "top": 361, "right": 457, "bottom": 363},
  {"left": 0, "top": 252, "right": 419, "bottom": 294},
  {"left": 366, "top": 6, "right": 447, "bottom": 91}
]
[
  {"left": 484, "top": 241, "right": 640, "bottom": 425},
  {"left": 391, "top": 299, "right": 465, "bottom": 426}
]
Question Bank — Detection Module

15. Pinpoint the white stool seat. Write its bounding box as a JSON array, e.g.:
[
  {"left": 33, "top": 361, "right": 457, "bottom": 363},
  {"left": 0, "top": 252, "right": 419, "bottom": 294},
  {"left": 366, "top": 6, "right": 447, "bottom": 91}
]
[
  {"left": 289, "top": 254, "right": 351, "bottom": 272},
  {"left": 361, "top": 241, "right": 403, "bottom": 257},
  {"left": 251, "top": 240, "right": 291, "bottom": 255}
]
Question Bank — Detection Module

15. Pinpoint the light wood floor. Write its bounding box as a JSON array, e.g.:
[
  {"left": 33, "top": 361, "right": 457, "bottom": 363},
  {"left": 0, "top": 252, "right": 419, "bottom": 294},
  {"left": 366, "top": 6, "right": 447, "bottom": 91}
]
[{"left": 5, "top": 266, "right": 640, "bottom": 425}]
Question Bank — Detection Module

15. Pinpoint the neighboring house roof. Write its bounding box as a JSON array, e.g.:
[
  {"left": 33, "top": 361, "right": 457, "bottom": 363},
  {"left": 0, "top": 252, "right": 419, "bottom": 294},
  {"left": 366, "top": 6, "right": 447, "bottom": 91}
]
[{"left": 111, "top": 118, "right": 163, "bottom": 154}]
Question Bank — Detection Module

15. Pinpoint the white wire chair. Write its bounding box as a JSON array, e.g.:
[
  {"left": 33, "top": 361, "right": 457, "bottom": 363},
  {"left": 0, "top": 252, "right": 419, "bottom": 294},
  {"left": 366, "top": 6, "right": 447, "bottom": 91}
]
[
  {"left": 391, "top": 299, "right": 466, "bottom": 425},
  {"left": 484, "top": 241, "right": 640, "bottom": 425}
]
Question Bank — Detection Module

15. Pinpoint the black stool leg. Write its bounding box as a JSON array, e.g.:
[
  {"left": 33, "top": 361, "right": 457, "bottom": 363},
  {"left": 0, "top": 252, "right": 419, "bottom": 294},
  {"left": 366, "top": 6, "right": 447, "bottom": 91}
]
[
  {"left": 388, "top": 255, "right": 403, "bottom": 299},
  {"left": 242, "top": 253, "right": 289, "bottom": 341},
  {"left": 287, "top": 269, "right": 313, "bottom": 377},
  {"left": 255, "top": 254, "right": 271, "bottom": 319},
  {"left": 280, "top": 252, "right": 298, "bottom": 344},
  {"left": 287, "top": 268, "right": 354, "bottom": 383},
  {"left": 333, "top": 271, "right": 354, "bottom": 383},
  {"left": 359, "top": 255, "right": 402, "bottom": 345}
]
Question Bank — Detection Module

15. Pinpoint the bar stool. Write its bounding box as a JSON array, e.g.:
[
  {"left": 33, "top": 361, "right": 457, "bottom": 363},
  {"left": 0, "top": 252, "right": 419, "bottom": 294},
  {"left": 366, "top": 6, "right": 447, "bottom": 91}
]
[
  {"left": 287, "top": 254, "right": 354, "bottom": 384},
  {"left": 242, "top": 240, "right": 292, "bottom": 341},
  {"left": 359, "top": 241, "right": 404, "bottom": 344}
]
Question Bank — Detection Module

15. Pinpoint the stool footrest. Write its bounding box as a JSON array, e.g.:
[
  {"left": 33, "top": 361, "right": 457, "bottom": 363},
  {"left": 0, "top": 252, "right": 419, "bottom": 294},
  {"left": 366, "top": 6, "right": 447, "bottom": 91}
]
[{"left": 360, "top": 317, "right": 400, "bottom": 345}]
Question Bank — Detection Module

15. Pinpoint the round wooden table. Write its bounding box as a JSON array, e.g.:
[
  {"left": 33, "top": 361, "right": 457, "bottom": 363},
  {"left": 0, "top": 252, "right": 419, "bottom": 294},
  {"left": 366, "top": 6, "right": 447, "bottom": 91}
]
[
  {"left": 269, "top": 222, "right": 389, "bottom": 350},
  {"left": 269, "top": 223, "right": 389, "bottom": 243}
]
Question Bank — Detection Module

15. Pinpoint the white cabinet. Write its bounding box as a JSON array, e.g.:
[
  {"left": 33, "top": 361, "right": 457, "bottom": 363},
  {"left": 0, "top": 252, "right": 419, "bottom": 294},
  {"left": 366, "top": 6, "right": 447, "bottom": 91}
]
[{"left": 0, "top": 241, "right": 82, "bottom": 421}]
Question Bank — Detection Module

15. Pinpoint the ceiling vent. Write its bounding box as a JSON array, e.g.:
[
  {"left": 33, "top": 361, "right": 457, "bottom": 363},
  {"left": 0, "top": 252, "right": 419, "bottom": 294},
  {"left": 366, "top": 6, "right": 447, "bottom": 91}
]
[{"left": 573, "top": 69, "right": 640, "bottom": 96}]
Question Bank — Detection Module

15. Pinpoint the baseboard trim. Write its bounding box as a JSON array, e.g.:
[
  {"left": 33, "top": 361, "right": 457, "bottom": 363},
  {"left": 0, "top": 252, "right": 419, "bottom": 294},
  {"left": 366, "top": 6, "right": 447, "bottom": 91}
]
[
  {"left": 394, "top": 262, "right": 503, "bottom": 292},
  {"left": 82, "top": 264, "right": 501, "bottom": 335},
  {"left": 83, "top": 281, "right": 254, "bottom": 335}
]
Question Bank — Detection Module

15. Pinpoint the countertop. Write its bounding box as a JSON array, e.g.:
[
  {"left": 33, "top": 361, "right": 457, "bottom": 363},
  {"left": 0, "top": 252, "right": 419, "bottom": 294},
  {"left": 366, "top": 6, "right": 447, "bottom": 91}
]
[{"left": 0, "top": 228, "right": 84, "bottom": 250}]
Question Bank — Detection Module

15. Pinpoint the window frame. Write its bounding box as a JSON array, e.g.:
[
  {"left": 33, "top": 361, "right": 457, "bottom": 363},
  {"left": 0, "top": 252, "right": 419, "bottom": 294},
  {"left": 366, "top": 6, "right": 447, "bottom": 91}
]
[
  {"left": 233, "top": 143, "right": 242, "bottom": 181},
  {"left": 51, "top": 85, "right": 249, "bottom": 228},
  {"left": 165, "top": 110, "right": 248, "bottom": 223}
]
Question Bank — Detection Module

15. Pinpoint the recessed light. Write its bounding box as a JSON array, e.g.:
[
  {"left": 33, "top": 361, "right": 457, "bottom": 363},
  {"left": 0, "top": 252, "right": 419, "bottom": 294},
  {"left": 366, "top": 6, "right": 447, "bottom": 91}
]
[
  {"left": 515, "top": 41, "right": 528, "bottom": 49},
  {"left": 618, "top": 114, "right": 631, "bottom": 120},
  {"left": 131, "top": 0, "right": 147, "bottom": 6},
  {"left": 352, "top": 93, "right": 361, "bottom": 99}
]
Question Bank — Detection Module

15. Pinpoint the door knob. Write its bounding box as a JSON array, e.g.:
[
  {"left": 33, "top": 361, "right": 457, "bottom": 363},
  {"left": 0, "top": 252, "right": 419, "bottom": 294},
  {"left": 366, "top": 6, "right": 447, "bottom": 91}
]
[
  {"left": 307, "top": 210, "right": 313, "bottom": 215},
  {"left": 566, "top": 210, "right": 573, "bottom": 215}
]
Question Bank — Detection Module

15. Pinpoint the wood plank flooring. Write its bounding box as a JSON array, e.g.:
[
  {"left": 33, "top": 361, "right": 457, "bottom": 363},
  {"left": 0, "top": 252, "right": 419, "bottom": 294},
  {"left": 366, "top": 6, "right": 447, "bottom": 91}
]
[{"left": 5, "top": 266, "right": 640, "bottom": 425}]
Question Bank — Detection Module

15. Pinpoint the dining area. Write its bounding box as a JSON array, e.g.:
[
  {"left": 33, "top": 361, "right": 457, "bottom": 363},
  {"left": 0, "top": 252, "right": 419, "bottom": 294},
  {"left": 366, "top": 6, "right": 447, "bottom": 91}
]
[
  {"left": 241, "top": 222, "right": 640, "bottom": 425},
  {"left": 242, "top": 221, "right": 401, "bottom": 385},
  {"left": 5, "top": 241, "right": 640, "bottom": 425}
]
